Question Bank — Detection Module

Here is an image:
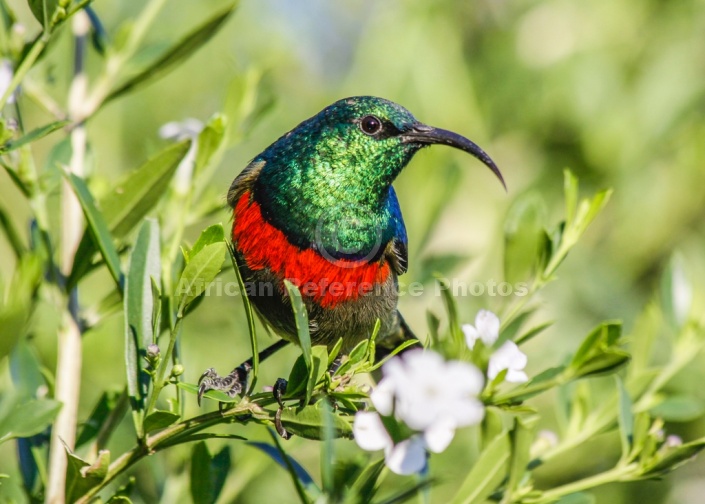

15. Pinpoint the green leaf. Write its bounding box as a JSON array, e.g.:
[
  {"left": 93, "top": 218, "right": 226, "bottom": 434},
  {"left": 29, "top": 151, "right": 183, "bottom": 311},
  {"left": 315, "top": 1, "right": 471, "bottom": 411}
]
[
  {"left": 279, "top": 404, "right": 352, "bottom": 440},
  {"left": 223, "top": 69, "right": 276, "bottom": 145},
  {"left": 0, "top": 120, "right": 69, "bottom": 154},
  {"left": 427, "top": 310, "right": 441, "bottom": 347},
  {"left": 27, "top": 0, "right": 59, "bottom": 29},
  {"left": 64, "top": 172, "right": 123, "bottom": 289},
  {"left": 65, "top": 448, "right": 110, "bottom": 503},
  {"left": 105, "top": 3, "right": 238, "bottom": 103},
  {"left": 506, "top": 415, "right": 539, "bottom": 496},
  {"left": 369, "top": 339, "right": 418, "bottom": 372},
  {"left": 0, "top": 254, "right": 42, "bottom": 361},
  {"left": 69, "top": 140, "right": 191, "bottom": 288},
  {"left": 571, "top": 321, "right": 629, "bottom": 377},
  {"left": 285, "top": 355, "right": 310, "bottom": 398},
  {"left": 481, "top": 407, "right": 506, "bottom": 448},
  {"left": 306, "top": 346, "right": 328, "bottom": 405},
  {"left": 124, "top": 219, "right": 160, "bottom": 438},
  {"left": 284, "top": 280, "right": 313, "bottom": 373},
  {"left": 617, "top": 377, "right": 634, "bottom": 458},
  {"left": 650, "top": 395, "right": 705, "bottom": 422},
  {"left": 436, "top": 276, "right": 461, "bottom": 349},
  {"left": 0, "top": 399, "right": 62, "bottom": 444},
  {"left": 9, "top": 339, "right": 46, "bottom": 399},
  {"left": 503, "top": 193, "right": 546, "bottom": 284},
  {"left": 175, "top": 241, "right": 226, "bottom": 310},
  {"left": 514, "top": 320, "right": 554, "bottom": 346},
  {"left": 0, "top": 203, "right": 27, "bottom": 258},
  {"left": 190, "top": 441, "right": 231, "bottom": 504},
  {"left": 143, "top": 410, "right": 181, "bottom": 433},
  {"left": 187, "top": 223, "right": 225, "bottom": 262},
  {"left": 642, "top": 438, "right": 705, "bottom": 476},
  {"left": 452, "top": 431, "right": 510, "bottom": 504},
  {"left": 76, "top": 390, "right": 126, "bottom": 449},
  {"left": 194, "top": 114, "right": 227, "bottom": 177},
  {"left": 193, "top": 114, "right": 229, "bottom": 199},
  {"left": 346, "top": 458, "right": 385, "bottom": 504}
]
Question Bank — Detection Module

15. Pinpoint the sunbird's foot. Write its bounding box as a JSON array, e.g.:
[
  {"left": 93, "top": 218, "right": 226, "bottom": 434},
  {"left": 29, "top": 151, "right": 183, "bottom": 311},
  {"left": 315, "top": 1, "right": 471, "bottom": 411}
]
[
  {"left": 197, "top": 365, "right": 250, "bottom": 406},
  {"left": 273, "top": 378, "right": 291, "bottom": 439}
]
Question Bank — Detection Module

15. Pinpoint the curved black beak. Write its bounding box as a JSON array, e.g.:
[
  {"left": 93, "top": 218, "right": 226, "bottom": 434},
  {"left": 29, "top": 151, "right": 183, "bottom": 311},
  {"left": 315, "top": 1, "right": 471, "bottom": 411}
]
[{"left": 400, "top": 124, "right": 506, "bottom": 190}]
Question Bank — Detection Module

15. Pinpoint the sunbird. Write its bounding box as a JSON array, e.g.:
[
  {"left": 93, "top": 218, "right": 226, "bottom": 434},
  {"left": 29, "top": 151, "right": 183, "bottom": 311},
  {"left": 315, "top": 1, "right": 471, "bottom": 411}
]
[{"left": 198, "top": 96, "right": 504, "bottom": 402}]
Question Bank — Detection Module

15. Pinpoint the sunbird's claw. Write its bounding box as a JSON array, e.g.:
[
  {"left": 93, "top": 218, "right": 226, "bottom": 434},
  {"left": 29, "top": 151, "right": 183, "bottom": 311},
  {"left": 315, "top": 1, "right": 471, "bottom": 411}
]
[{"left": 196, "top": 366, "right": 248, "bottom": 407}]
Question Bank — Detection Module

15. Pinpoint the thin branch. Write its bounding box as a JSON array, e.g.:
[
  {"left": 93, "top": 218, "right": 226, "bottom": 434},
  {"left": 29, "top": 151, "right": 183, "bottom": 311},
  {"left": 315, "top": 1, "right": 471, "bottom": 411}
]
[{"left": 45, "top": 11, "right": 90, "bottom": 504}]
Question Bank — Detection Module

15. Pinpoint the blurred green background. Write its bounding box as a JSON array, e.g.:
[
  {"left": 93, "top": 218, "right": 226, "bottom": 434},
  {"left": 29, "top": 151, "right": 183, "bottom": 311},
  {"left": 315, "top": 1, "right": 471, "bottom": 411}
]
[{"left": 2, "top": 0, "right": 705, "bottom": 502}]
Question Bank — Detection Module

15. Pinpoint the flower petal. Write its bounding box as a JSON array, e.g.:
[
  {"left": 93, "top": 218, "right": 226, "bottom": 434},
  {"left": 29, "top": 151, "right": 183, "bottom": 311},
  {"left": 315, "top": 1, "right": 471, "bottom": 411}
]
[
  {"left": 505, "top": 369, "right": 529, "bottom": 383},
  {"left": 475, "top": 310, "right": 500, "bottom": 346},
  {"left": 385, "top": 436, "right": 427, "bottom": 475},
  {"left": 353, "top": 412, "right": 391, "bottom": 451},
  {"left": 370, "top": 378, "right": 395, "bottom": 416},
  {"left": 462, "top": 324, "right": 480, "bottom": 349},
  {"left": 488, "top": 341, "right": 528, "bottom": 382},
  {"left": 423, "top": 418, "right": 456, "bottom": 453}
]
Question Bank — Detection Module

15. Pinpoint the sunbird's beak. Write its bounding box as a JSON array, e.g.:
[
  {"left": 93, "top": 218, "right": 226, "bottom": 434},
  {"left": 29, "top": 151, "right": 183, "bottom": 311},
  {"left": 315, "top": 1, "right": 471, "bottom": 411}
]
[{"left": 400, "top": 124, "right": 506, "bottom": 190}]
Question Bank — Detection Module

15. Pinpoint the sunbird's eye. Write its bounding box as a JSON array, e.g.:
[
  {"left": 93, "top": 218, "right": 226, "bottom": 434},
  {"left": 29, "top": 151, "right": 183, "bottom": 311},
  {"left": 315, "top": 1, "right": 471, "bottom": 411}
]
[{"left": 360, "top": 115, "right": 382, "bottom": 135}]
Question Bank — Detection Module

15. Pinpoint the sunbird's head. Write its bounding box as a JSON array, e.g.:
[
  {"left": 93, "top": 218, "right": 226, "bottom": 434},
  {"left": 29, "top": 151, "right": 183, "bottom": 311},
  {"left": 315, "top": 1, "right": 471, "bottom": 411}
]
[{"left": 257, "top": 96, "right": 505, "bottom": 192}]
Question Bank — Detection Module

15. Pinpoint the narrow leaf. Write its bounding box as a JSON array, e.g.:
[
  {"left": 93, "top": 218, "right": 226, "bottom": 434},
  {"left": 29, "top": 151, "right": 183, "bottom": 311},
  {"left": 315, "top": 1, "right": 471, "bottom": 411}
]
[
  {"left": 106, "top": 3, "right": 238, "bottom": 103},
  {"left": 190, "top": 442, "right": 231, "bottom": 504},
  {"left": 187, "top": 223, "right": 225, "bottom": 261},
  {"left": 505, "top": 416, "right": 539, "bottom": 498},
  {"left": 65, "top": 447, "right": 110, "bottom": 502},
  {"left": 64, "top": 173, "right": 122, "bottom": 289},
  {"left": 284, "top": 280, "right": 312, "bottom": 373},
  {"left": 503, "top": 193, "right": 546, "bottom": 284},
  {"left": 175, "top": 241, "right": 226, "bottom": 309},
  {"left": 124, "top": 219, "right": 160, "bottom": 438},
  {"left": 0, "top": 399, "right": 62, "bottom": 443},
  {"left": 0, "top": 120, "right": 68, "bottom": 154},
  {"left": 76, "top": 390, "right": 126, "bottom": 449},
  {"left": 143, "top": 410, "right": 181, "bottom": 433},
  {"left": 617, "top": 377, "right": 634, "bottom": 458},
  {"left": 452, "top": 432, "right": 510, "bottom": 504},
  {"left": 279, "top": 404, "right": 352, "bottom": 440},
  {"left": 228, "top": 244, "right": 259, "bottom": 394}
]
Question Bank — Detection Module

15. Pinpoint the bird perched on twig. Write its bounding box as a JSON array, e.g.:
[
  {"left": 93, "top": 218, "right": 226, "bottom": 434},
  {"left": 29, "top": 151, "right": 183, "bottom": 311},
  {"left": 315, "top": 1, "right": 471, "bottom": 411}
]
[{"left": 198, "top": 96, "right": 505, "bottom": 403}]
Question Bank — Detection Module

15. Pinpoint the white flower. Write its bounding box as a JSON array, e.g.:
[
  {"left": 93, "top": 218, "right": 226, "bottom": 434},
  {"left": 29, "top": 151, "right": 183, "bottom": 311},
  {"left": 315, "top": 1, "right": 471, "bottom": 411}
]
[
  {"left": 462, "top": 310, "right": 500, "bottom": 349},
  {"left": 355, "top": 350, "right": 485, "bottom": 475},
  {"left": 488, "top": 341, "right": 529, "bottom": 383},
  {"left": 375, "top": 350, "right": 485, "bottom": 432}
]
